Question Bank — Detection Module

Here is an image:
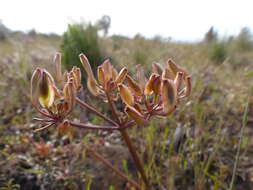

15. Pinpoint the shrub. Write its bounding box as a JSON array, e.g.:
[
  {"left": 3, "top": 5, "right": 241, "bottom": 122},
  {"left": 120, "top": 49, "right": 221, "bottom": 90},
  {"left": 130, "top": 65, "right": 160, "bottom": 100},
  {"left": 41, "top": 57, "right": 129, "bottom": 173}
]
[
  {"left": 61, "top": 23, "right": 103, "bottom": 83},
  {"left": 209, "top": 41, "right": 227, "bottom": 64},
  {"left": 232, "top": 27, "right": 253, "bottom": 52}
]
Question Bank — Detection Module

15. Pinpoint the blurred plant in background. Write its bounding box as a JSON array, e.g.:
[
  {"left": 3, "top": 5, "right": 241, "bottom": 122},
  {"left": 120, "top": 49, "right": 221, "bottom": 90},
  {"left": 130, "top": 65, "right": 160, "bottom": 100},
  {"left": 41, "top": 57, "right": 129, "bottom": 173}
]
[{"left": 61, "top": 23, "right": 103, "bottom": 84}]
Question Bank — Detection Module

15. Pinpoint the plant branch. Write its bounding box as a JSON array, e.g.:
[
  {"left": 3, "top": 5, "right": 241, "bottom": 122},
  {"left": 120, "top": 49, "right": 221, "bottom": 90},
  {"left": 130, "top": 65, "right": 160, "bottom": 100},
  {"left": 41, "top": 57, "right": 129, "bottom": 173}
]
[
  {"left": 76, "top": 97, "right": 118, "bottom": 126},
  {"left": 69, "top": 121, "right": 119, "bottom": 130},
  {"left": 87, "top": 148, "right": 141, "bottom": 190}
]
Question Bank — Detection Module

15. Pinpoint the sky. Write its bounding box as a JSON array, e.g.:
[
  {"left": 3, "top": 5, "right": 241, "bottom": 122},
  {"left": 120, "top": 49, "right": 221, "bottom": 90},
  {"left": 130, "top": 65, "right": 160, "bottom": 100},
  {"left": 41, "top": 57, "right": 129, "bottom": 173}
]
[{"left": 0, "top": 0, "right": 252, "bottom": 41}]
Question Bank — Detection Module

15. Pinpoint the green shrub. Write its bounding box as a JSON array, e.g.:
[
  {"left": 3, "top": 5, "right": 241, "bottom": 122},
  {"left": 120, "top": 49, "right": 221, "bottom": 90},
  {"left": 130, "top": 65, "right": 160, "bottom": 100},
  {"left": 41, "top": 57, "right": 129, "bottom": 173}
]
[
  {"left": 61, "top": 23, "right": 103, "bottom": 83},
  {"left": 232, "top": 27, "right": 253, "bottom": 52},
  {"left": 209, "top": 41, "right": 227, "bottom": 64}
]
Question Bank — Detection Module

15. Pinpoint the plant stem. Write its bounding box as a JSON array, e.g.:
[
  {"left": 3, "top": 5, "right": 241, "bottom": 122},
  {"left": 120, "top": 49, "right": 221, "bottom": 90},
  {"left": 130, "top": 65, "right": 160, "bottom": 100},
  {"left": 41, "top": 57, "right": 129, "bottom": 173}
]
[
  {"left": 120, "top": 129, "right": 150, "bottom": 190},
  {"left": 69, "top": 121, "right": 119, "bottom": 130},
  {"left": 76, "top": 97, "right": 118, "bottom": 126},
  {"left": 87, "top": 148, "right": 141, "bottom": 190},
  {"left": 105, "top": 91, "right": 150, "bottom": 189}
]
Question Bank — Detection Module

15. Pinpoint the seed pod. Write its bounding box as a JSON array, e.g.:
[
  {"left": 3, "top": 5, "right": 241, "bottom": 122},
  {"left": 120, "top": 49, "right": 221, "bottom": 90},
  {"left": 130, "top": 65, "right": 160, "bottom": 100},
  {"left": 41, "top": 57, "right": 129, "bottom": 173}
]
[
  {"left": 97, "top": 66, "right": 105, "bottom": 86},
  {"left": 144, "top": 74, "right": 159, "bottom": 96},
  {"left": 125, "top": 75, "right": 142, "bottom": 97},
  {"left": 162, "top": 68, "right": 174, "bottom": 80},
  {"left": 63, "top": 80, "right": 76, "bottom": 113},
  {"left": 118, "top": 84, "right": 134, "bottom": 106},
  {"left": 174, "top": 72, "right": 183, "bottom": 92},
  {"left": 152, "top": 75, "right": 161, "bottom": 95},
  {"left": 38, "top": 70, "right": 55, "bottom": 108},
  {"left": 125, "top": 106, "right": 147, "bottom": 126},
  {"left": 152, "top": 63, "right": 163, "bottom": 75},
  {"left": 79, "top": 54, "right": 100, "bottom": 96},
  {"left": 101, "top": 59, "right": 113, "bottom": 82},
  {"left": 30, "top": 68, "right": 42, "bottom": 106},
  {"left": 54, "top": 53, "right": 62, "bottom": 83},
  {"left": 167, "top": 59, "right": 188, "bottom": 79},
  {"left": 180, "top": 76, "right": 191, "bottom": 99},
  {"left": 161, "top": 79, "right": 177, "bottom": 113},
  {"left": 115, "top": 67, "right": 128, "bottom": 84},
  {"left": 112, "top": 67, "right": 118, "bottom": 80},
  {"left": 136, "top": 64, "right": 146, "bottom": 91}
]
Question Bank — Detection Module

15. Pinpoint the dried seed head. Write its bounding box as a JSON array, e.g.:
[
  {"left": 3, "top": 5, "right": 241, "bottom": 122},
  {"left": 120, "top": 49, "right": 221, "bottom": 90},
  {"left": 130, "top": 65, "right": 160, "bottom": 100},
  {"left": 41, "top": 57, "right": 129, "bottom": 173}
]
[
  {"left": 115, "top": 67, "right": 128, "bottom": 84},
  {"left": 161, "top": 79, "right": 177, "bottom": 114},
  {"left": 125, "top": 106, "right": 147, "bottom": 126},
  {"left": 118, "top": 84, "right": 134, "bottom": 106},
  {"left": 125, "top": 75, "right": 142, "bottom": 97},
  {"left": 38, "top": 70, "right": 55, "bottom": 108}
]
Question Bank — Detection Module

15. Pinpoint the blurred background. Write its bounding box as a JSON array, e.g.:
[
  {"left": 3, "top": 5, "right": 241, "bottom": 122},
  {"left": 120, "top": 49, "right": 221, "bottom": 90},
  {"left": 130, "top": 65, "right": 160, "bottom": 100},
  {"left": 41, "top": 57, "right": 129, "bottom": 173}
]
[{"left": 0, "top": 0, "right": 252, "bottom": 189}]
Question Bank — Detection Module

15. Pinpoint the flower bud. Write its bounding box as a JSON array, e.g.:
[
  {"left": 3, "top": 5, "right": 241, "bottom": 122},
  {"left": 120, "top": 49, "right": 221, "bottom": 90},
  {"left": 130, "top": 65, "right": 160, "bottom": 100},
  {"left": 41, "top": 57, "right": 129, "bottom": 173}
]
[
  {"left": 125, "top": 106, "right": 147, "bottom": 126},
  {"left": 118, "top": 84, "right": 134, "bottom": 106},
  {"left": 161, "top": 79, "right": 177, "bottom": 114}
]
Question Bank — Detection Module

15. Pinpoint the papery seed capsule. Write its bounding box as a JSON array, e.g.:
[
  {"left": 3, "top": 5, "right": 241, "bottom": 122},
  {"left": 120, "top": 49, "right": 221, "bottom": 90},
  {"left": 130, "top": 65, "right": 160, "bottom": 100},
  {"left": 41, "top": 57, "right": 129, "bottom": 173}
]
[
  {"left": 125, "top": 106, "right": 147, "bottom": 126},
  {"left": 97, "top": 66, "right": 105, "bottom": 86},
  {"left": 161, "top": 79, "right": 177, "bottom": 113},
  {"left": 112, "top": 67, "right": 118, "bottom": 80},
  {"left": 152, "top": 63, "right": 163, "bottom": 75},
  {"left": 144, "top": 74, "right": 159, "bottom": 96},
  {"left": 125, "top": 75, "right": 142, "bottom": 97},
  {"left": 136, "top": 64, "right": 146, "bottom": 91},
  {"left": 101, "top": 59, "right": 113, "bottom": 82},
  {"left": 174, "top": 72, "right": 183, "bottom": 92},
  {"left": 118, "top": 84, "right": 134, "bottom": 106},
  {"left": 63, "top": 80, "right": 76, "bottom": 113},
  {"left": 54, "top": 53, "right": 62, "bottom": 83},
  {"left": 115, "top": 67, "right": 128, "bottom": 84},
  {"left": 31, "top": 68, "right": 42, "bottom": 106},
  {"left": 38, "top": 70, "right": 55, "bottom": 108},
  {"left": 167, "top": 59, "right": 188, "bottom": 79},
  {"left": 180, "top": 76, "right": 191, "bottom": 99},
  {"left": 162, "top": 68, "right": 174, "bottom": 80},
  {"left": 152, "top": 75, "right": 161, "bottom": 95},
  {"left": 79, "top": 53, "right": 100, "bottom": 96}
]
